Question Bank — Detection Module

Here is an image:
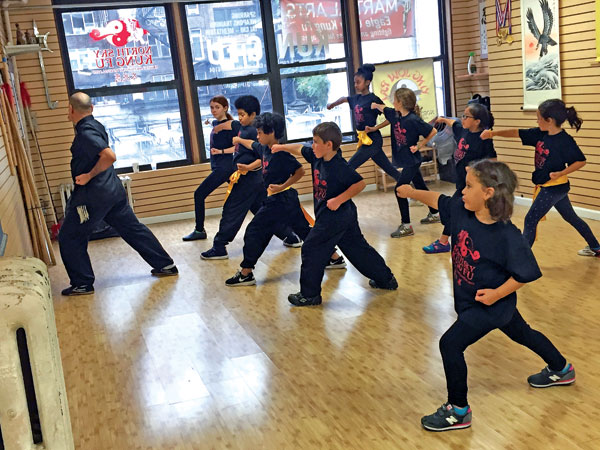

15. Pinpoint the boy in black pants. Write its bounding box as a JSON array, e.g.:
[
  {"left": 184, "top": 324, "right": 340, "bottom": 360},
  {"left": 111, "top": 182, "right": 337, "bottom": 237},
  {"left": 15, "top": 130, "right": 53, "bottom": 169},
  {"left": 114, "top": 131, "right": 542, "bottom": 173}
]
[
  {"left": 201, "top": 96, "right": 301, "bottom": 259},
  {"left": 225, "top": 113, "right": 312, "bottom": 285},
  {"left": 272, "top": 122, "right": 398, "bottom": 306}
]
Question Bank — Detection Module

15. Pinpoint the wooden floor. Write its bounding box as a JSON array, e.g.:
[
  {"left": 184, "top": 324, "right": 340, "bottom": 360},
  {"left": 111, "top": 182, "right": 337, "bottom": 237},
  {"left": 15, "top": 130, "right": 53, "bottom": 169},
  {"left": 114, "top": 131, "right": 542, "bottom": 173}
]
[{"left": 47, "top": 181, "right": 600, "bottom": 450}]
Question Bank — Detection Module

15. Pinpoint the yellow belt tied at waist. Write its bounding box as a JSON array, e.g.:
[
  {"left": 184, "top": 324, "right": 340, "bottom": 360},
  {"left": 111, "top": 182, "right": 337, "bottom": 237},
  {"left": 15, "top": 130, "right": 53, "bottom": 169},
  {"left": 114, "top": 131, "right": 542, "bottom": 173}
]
[
  {"left": 267, "top": 185, "right": 315, "bottom": 226},
  {"left": 356, "top": 130, "right": 373, "bottom": 150},
  {"left": 223, "top": 169, "right": 248, "bottom": 203},
  {"left": 531, "top": 174, "right": 568, "bottom": 240}
]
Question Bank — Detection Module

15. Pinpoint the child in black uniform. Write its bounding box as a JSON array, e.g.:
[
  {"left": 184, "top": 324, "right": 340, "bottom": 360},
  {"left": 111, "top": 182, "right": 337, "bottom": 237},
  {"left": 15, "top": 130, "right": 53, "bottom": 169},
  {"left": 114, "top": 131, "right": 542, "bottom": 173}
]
[
  {"left": 423, "top": 104, "right": 497, "bottom": 254},
  {"left": 370, "top": 88, "right": 439, "bottom": 238},
  {"left": 272, "top": 122, "right": 398, "bottom": 306},
  {"left": 225, "top": 113, "right": 332, "bottom": 286},
  {"left": 397, "top": 160, "right": 575, "bottom": 432},
  {"left": 327, "top": 64, "right": 401, "bottom": 182},
  {"left": 201, "top": 96, "right": 301, "bottom": 259},
  {"left": 183, "top": 96, "right": 239, "bottom": 241},
  {"left": 480, "top": 99, "right": 600, "bottom": 256}
]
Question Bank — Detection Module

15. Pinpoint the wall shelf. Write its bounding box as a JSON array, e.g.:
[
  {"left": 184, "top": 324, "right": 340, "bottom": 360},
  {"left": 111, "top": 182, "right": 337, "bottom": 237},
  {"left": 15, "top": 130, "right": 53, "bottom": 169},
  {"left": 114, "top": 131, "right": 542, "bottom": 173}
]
[{"left": 455, "top": 72, "right": 489, "bottom": 81}]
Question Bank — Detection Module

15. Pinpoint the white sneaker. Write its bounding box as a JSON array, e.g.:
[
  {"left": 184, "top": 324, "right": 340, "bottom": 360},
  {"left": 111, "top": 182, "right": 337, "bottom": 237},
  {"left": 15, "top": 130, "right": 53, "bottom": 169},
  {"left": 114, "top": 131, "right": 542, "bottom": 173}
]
[{"left": 577, "top": 246, "right": 599, "bottom": 257}]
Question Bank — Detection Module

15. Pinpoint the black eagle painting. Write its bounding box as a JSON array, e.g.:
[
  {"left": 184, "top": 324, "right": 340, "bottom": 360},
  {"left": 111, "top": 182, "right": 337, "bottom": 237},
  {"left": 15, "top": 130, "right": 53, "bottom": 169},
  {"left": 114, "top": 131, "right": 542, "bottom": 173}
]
[{"left": 526, "top": 0, "right": 557, "bottom": 58}]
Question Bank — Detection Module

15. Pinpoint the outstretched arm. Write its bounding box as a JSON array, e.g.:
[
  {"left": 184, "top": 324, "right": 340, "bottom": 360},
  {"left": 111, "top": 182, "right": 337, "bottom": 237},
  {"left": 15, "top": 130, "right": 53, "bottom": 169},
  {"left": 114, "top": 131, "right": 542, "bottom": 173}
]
[
  {"left": 411, "top": 128, "right": 437, "bottom": 153},
  {"left": 435, "top": 116, "right": 457, "bottom": 127},
  {"left": 237, "top": 159, "right": 261, "bottom": 172},
  {"left": 396, "top": 184, "right": 441, "bottom": 210},
  {"left": 232, "top": 136, "right": 254, "bottom": 149},
  {"left": 271, "top": 143, "right": 303, "bottom": 157},
  {"left": 327, "top": 97, "right": 348, "bottom": 109},
  {"left": 480, "top": 129, "right": 520, "bottom": 140}
]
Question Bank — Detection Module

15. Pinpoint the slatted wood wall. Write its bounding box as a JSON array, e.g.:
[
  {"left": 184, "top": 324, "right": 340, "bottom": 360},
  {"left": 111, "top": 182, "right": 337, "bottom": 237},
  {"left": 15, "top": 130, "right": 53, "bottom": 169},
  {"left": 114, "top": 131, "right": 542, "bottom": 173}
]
[
  {"left": 481, "top": 0, "right": 599, "bottom": 210},
  {"left": 0, "top": 119, "right": 33, "bottom": 256},
  {"left": 451, "top": 0, "right": 490, "bottom": 114},
  {"left": 7, "top": 0, "right": 378, "bottom": 223}
]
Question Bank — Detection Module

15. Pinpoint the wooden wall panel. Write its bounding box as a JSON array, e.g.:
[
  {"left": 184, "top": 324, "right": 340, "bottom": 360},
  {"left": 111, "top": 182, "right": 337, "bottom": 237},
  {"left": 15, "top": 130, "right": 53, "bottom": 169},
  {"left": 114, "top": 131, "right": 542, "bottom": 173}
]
[
  {"left": 450, "top": 0, "right": 600, "bottom": 212},
  {"left": 7, "top": 0, "right": 380, "bottom": 222}
]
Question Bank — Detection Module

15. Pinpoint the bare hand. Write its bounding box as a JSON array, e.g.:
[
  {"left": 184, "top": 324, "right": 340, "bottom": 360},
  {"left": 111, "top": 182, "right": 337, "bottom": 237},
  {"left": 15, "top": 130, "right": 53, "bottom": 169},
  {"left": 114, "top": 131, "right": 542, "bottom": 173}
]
[
  {"left": 327, "top": 197, "right": 342, "bottom": 211},
  {"left": 364, "top": 125, "right": 377, "bottom": 133},
  {"left": 232, "top": 136, "right": 241, "bottom": 145},
  {"left": 268, "top": 183, "right": 284, "bottom": 195},
  {"left": 549, "top": 172, "right": 562, "bottom": 180},
  {"left": 237, "top": 163, "right": 249, "bottom": 172},
  {"left": 396, "top": 184, "right": 413, "bottom": 198},
  {"left": 434, "top": 116, "right": 445, "bottom": 124},
  {"left": 210, "top": 148, "right": 221, "bottom": 155},
  {"left": 271, "top": 144, "right": 284, "bottom": 153},
  {"left": 75, "top": 173, "right": 91, "bottom": 186},
  {"left": 410, "top": 145, "right": 419, "bottom": 153},
  {"left": 480, "top": 129, "right": 493, "bottom": 140},
  {"left": 475, "top": 289, "right": 500, "bottom": 306},
  {"left": 370, "top": 102, "right": 379, "bottom": 110},
  {"left": 326, "top": 103, "right": 334, "bottom": 110}
]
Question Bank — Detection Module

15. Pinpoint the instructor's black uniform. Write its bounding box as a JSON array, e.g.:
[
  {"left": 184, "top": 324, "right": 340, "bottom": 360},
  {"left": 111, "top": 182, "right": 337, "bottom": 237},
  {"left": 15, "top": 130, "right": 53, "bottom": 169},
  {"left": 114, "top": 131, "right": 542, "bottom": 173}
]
[{"left": 59, "top": 115, "right": 174, "bottom": 287}]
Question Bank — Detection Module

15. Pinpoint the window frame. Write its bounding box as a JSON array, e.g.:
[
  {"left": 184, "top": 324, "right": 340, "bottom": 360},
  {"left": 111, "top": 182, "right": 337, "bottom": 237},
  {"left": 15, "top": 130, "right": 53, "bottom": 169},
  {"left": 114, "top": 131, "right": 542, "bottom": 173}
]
[{"left": 55, "top": 3, "right": 194, "bottom": 174}]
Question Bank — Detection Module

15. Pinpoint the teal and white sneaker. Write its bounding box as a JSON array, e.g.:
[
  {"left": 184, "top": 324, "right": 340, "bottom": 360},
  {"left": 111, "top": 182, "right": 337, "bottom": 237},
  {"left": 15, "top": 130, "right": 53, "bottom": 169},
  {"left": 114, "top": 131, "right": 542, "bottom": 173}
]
[
  {"left": 421, "top": 403, "right": 472, "bottom": 432},
  {"left": 527, "top": 363, "right": 576, "bottom": 388}
]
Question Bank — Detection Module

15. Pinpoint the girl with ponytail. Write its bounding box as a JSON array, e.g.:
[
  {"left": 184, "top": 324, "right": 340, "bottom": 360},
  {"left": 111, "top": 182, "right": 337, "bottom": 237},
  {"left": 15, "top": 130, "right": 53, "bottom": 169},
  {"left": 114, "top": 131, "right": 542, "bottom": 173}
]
[{"left": 480, "top": 99, "right": 599, "bottom": 257}]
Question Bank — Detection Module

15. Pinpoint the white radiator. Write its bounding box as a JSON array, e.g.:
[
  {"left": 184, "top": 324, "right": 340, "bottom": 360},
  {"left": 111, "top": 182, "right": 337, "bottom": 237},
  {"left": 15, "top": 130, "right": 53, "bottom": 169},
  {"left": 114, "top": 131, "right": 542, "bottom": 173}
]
[
  {"left": 0, "top": 256, "right": 74, "bottom": 450},
  {"left": 59, "top": 176, "right": 134, "bottom": 214}
]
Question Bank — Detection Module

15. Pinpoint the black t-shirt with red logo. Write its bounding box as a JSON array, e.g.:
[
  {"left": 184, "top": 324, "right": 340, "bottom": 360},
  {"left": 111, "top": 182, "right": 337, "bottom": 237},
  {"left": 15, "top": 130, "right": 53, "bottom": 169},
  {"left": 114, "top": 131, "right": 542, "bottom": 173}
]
[
  {"left": 252, "top": 142, "right": 302, "bottom": 190},
  {"left": 347, "top": 93, "right": 384, "bottom": 131},
  {"left": 518, "top": 128, "right": 586, "bottom": 185},
  {"left": 452, "top": 122, "right": 497, "bottom": 191},
  {"left": 233, "top": 125, "right": 260, "bottom": 166},
  {"left": 438, "top": 193, "right": 542, "bottom": 328},
  {"left": 301, "top": 146, "right": 363, "bottom": 218},
  {"left": 383, "top": 108, "right": 434, "bottom": 168}
]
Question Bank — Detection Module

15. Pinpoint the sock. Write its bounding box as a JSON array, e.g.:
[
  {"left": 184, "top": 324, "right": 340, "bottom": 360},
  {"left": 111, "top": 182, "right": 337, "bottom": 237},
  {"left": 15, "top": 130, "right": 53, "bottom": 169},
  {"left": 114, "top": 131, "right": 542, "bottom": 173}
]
[
  {"left": 559, "top": 363, "right": 571, "bottom": 374},
  {"left": 452, "top": 405, "right": 469, "bottom": 415},
  {"left": 591, "top": 246, "right": 600, "bottom": 252}
]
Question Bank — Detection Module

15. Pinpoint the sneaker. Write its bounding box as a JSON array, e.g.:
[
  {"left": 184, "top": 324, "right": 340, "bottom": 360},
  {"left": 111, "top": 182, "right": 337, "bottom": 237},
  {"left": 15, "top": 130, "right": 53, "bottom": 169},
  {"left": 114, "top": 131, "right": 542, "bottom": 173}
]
[
  {"left": 151, "top": 265, "right": 179, "bottom": 277},
  {"left": 61, "top": 285, "right": 94, "bottom": 296},
  {"left": 390, "top": 224, "right": 414, "bottom": 238},
  {"left": 182, "top": 229, "right": 207, "bottom": 241},
  {"left": 201, "top": 247, "right": 228, "bottom": 260},
  {"left": 225, "top": 270, "right": 256, "bottom": 286},
  {"left": 420, "top": 212, "right": 441, "bottom": 224},
  {"left": 288, "top": 292, "right": 322, "bottom": 306},
  {"left": 421, "top": 403, "right": 472, "bottom": 432},
  {"left": 369, "top": 274, "right": 398, "bottom": 290},
  {"left": 423, "top": 239, "right": 450, "bottom": 254},
  {"left": 283, "top": 232, "right": 303, "bottom": 248},
  {"left": 326, "top": 256, "right": 346, "bottom": 270},
  {"left": 527, "top": 363, "right": 576, "bottom": 388},
  {"left": 577, "top": 245, "right": 600, "bottom": 257}
]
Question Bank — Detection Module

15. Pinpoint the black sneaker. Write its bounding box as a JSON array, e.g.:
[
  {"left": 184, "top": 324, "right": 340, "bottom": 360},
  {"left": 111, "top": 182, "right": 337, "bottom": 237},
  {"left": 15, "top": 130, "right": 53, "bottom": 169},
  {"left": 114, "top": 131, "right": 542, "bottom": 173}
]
[
  {"left": 225, "top": 270, "right": 256, "bottom": 286},
  {"left": 368, "top": 274, "right": 398, "bottom": 290},
  {"left": 151, "top": 265, "right": 179, "bottom": 277},
  {"left": 201, "top": 247, "right": 228, "bottom": 260},
  {"left": 283, "top": 232, "right": 303, "bottom": 248},
  {"left": 61, "top": 285, "right": 94, "bottom": 296},
  {"left": 288, "top": 292, "right": 322, "bottom": 306},
  {"left": 326, "top": 256, "right": 346, "bottom": 270},
  {"left": 421, "top": 403, "right": 472, "bottom": 432},
  {"left": 527, "top": 363, "right": 576, "bottom": 388},
  {"left": 182, "top": 229, "right": 207, "bottom": 241}
]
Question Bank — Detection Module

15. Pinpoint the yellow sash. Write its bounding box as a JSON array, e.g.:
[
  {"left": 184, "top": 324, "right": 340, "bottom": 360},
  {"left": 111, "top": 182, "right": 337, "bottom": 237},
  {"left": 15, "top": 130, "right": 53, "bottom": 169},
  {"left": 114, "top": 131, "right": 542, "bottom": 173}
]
[
  {"left": 223, "top": 169, "right": 248, "bottom": 203},
  {"left": 532, "top": 175, "right": 568, "bottom": 240},
  {"left": 267, "top": 185, "right": 315, "bottom": 226},
  {"left": 356, "top": 130, "right": 373, "bottom": 149}
]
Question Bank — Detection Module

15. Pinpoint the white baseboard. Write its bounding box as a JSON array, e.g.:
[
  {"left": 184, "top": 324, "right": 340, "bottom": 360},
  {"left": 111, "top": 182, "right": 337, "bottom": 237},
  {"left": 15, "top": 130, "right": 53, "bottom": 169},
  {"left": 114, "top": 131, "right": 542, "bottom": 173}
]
[
  {"left": 139, "top": 184, "right": 378, "bottom": 225},
  {"left": 514, "top": 196, "right": 600, "bottom": 222}
]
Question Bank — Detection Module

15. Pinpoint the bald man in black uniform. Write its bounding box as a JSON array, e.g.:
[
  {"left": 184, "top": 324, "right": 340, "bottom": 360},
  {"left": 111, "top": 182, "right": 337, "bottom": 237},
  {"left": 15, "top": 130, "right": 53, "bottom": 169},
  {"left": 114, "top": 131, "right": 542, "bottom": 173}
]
[{"left": 59, "top": 92, "right": 177, "bottom": 296}]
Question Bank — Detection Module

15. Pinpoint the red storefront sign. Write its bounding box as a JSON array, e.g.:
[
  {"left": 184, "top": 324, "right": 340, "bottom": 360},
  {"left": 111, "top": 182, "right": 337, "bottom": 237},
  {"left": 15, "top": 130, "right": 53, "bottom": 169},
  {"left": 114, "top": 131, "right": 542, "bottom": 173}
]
[{"left": 280, "top": 0, "right": 415, "bottom": 45}]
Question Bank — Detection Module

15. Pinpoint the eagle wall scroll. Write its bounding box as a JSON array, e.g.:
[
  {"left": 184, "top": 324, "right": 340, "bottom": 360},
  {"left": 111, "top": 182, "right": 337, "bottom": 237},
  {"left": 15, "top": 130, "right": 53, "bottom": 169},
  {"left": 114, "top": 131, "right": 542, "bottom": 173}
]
[{"left": 521, "top": 0, "right": 562, "bottom": 110}]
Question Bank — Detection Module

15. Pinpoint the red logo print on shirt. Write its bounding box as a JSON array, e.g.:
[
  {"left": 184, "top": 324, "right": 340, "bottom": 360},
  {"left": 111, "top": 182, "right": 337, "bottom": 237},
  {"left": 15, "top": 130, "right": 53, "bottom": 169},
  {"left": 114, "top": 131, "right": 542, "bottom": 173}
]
[
  {"left": 534, "top": 141, "right": 550, "bottom": 169},
  {"left": 262, "top": 157, "right": 269, "bottom": 176},
  {"left": 454, "top": 138, "right": 469, "bottom": 163},
  {"left": 313, "top": 169, "right": 328, "bottom": 201},
  {"left": 393, "top": 123, "right": 407, "bottom": 146},
  {"left": 353, "top": 105, "right": 364, "bottom": 124},
  {"left": 452, "top": 230, "right": 480, "bottom": 286}
]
